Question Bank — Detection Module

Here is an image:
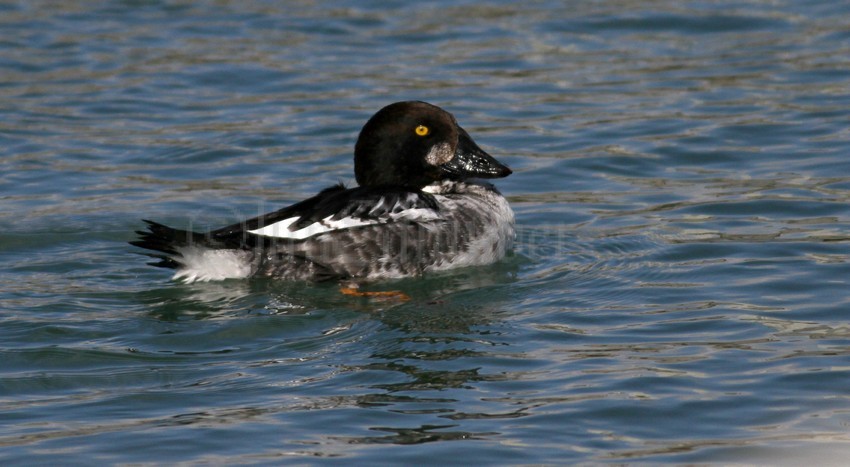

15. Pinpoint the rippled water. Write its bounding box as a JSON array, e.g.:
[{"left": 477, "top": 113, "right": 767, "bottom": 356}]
[{"left": 3, "top": 0, "right": 850, "bottom": 464}]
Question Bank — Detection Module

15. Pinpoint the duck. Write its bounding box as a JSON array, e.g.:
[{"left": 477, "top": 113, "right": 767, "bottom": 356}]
[{"left": 131, "top": 101, "right": 514, "bottom": 283}]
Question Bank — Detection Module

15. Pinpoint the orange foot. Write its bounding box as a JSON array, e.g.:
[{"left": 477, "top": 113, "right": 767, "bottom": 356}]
[{"left": 340, "top": 286, "right": 410, "bottom": 301}]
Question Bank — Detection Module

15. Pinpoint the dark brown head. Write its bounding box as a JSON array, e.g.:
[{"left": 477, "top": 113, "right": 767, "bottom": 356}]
[{"left": 354, "top": 101, "right": 511, "bottom": 189}]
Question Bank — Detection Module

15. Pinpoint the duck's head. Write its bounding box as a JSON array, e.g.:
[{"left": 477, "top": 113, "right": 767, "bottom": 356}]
[{"left": 354, "top": 101, "right": 512, "bottom": 189}]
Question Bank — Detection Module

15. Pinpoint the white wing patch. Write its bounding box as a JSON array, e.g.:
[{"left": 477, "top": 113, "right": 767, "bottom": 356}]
[
  {"left": 394, "top": 208, "right": 441, "bottom": 223},
  {"left": 247, "top": 195, "right": 442, "bottom": 240},
  {"left": 247, "top": 215, "right": 381, "bottom": 240}
]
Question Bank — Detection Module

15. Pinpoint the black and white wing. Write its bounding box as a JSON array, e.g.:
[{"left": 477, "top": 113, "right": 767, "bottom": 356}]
[{"left": 212, "top": 184, "right": 441, "bottom": 242}]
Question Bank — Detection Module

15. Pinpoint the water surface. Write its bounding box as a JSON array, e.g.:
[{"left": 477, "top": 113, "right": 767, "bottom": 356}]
[{"left": 2, "top": 0, "right": 850, "bottom": 464}]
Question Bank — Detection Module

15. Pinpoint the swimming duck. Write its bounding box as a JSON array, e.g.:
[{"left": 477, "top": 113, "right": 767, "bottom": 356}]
[{"left": 131, "top": 101, "right": 514, "bottom": 283}]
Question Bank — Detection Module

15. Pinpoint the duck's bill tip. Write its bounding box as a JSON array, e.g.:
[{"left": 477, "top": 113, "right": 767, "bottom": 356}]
[{"left": 441, "top": 127, "right": 512, "bottom": 179}]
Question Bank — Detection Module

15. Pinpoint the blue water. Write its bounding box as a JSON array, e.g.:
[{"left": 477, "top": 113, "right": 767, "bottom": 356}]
[{"left": 3, "top": 0, "right": 850, "bottom": 464}]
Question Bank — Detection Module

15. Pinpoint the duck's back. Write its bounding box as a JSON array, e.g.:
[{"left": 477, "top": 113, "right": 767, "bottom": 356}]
[{"left": 254, "top": 181, "right": 514, "bottom": 281}]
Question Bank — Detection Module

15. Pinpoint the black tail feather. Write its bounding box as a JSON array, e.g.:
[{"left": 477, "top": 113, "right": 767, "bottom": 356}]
[
  {"left": 129, "top": 220, "right": 212, "bottom": 270},
  {"left": 134, "top": 251, "right": 183, "bottom": 269},
  {"left": 130, "top": 219, "right": 344, "bottom": 281}
]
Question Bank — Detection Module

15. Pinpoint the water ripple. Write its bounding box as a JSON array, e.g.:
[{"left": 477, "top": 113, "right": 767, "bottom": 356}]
[{"left": 3, "top": 0, "right": 850, "bottom": 464}]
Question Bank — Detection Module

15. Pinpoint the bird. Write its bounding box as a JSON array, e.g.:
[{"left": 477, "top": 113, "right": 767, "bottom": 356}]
[{"left": 131, "top": 101, "right": 514, "bottom": 284}]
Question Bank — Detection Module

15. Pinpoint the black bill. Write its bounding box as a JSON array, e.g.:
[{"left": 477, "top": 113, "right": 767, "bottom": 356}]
[{"left": 440, "top": 126, "right": 512, "bottom": 179}]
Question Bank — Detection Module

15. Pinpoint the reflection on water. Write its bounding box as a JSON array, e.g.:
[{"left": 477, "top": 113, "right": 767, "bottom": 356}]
[{"left": 334, "top": 424, "right": 498, "bottom": 445}]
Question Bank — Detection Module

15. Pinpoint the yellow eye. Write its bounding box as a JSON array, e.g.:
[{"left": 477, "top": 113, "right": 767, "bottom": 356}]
[{"left": 415, "top": 125, "right": 430, "bottom": 136}]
